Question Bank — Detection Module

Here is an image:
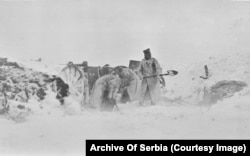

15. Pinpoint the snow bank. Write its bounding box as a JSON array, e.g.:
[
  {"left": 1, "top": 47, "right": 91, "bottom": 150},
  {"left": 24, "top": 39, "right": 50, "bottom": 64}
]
[{"left": 162, "top": 51, "right": 250, "bottom": 105}]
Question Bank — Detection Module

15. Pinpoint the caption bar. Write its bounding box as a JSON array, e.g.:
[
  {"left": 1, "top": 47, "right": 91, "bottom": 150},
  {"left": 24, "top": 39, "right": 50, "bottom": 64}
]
[{"left": 86, "top": 140, "right": 249, "bottom": 156}]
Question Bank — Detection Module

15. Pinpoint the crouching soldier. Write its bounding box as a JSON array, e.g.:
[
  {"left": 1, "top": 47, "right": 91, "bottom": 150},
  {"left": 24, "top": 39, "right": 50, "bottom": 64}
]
[
  {"left": 89, "top": 74, "right": 121, "bottom": 111},
  {"left": 113, "top": 66, "right": 141, "bottom": 103}
]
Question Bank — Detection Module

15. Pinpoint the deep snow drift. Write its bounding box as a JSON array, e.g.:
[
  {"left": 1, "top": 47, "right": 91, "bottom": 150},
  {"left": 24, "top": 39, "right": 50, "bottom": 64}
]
[{"left": 0, "top": 52, "right": 250, "bottom": 156}]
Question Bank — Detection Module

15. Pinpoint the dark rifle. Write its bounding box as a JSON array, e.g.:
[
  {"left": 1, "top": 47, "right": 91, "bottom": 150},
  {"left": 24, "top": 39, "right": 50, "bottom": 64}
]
[{"left": 143, "top": 70, "right": 178, "bottom": 79}]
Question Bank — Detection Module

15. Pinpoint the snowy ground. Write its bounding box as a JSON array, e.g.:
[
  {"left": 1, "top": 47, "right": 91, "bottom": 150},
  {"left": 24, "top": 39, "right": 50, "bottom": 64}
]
[{"left": 0, "top": 96, "right": 250, "bottom": 156}]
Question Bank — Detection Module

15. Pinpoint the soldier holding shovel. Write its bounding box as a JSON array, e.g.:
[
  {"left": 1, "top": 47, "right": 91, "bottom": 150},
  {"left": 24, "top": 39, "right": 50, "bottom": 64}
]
[{"left": 138, "top": 48, "right": 163, "bottom": 106}]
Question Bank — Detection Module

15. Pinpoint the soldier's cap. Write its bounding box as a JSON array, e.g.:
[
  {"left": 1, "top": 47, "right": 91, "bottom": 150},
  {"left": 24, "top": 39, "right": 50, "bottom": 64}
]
[{"left": 143, "top": 48, "right": 151, "bottom": 53}]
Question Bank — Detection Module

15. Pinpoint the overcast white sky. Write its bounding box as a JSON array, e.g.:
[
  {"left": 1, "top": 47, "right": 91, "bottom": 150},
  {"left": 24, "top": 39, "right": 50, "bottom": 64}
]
[{"left": 0, "top": 0, "right": 250, "bottom": 67}]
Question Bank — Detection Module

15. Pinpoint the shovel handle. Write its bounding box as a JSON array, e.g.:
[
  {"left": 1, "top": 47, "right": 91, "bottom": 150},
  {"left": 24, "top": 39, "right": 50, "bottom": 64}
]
[{"left": 143, "top": 70, "right": 178, "bottom": 79}]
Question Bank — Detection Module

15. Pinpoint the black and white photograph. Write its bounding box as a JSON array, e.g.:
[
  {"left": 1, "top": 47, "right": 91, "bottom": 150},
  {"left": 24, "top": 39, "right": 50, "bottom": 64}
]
[{"left": 0, "top": 0, "right": 250, "bottom": 155}]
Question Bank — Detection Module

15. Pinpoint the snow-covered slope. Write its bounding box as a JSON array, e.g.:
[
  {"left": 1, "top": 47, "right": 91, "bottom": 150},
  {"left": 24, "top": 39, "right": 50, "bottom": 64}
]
[
  {"left": 163, "top": 51, "right": 250, "bottom": 105},
  {"left": 11, "top": 57, "right": 61, "bottom": 76}
]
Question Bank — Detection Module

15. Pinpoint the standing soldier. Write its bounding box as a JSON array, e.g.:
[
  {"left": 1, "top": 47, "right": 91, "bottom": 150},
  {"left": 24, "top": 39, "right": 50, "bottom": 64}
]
[{"left": 138, "top": 48, "right": 162, "bottom": 106}]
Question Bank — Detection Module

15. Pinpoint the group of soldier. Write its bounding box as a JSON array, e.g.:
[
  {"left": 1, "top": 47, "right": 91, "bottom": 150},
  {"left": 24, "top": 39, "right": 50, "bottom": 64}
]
[{"left": 67, "top": 48, "right": 165, "bottom": 111}]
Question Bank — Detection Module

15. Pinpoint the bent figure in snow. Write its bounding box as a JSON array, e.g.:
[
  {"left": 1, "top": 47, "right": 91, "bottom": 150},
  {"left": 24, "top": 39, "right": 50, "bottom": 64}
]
[
  {"left": 138, "top": 48, "right": 162, "bottom": 106},
  {"left": 114, "top": 66, "right": 141, "bottom": 103},
  {"left": 89, "top": 74, "right": 121, "bottom": 111}
]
